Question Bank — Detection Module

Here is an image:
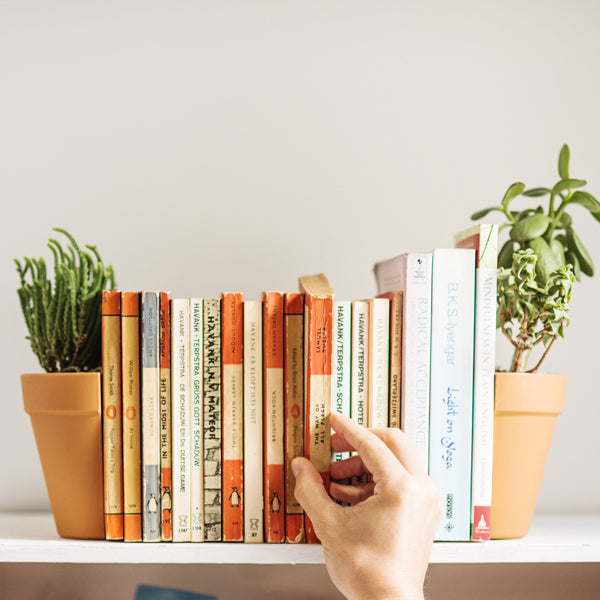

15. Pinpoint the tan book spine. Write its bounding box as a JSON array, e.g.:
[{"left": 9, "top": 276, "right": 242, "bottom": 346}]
[
  {"left": 121, "top": 292, "right": 142, "bottom": 542},
  {"left": 102, "top": 290, "right": 124, "bottom": 540}
]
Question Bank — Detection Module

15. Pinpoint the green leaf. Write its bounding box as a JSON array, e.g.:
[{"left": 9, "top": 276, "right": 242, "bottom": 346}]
[
  {"left": 557, "top": 212, "right": 572, "bottom": 228},
  {"left": 550, "top": 238, "right": 565, "bottom": 265},
  {"left": 565, "top": 251, "right": 581, "bottom": 281},
  {"left": 498, "top": 240, "right": 514, "bottom": 269},
  {"left": 558, "top": 144, "right": 570, "bottom": 179},
  {"left": 567, "top": 190, "right": 600, "bottom": 214},
  {"left": 471, "top": 206, "right": 503, "bottom": 221},
  {"left": 552, "top": 178, "right": 586, "bottom": 194},
  {"left": 528, "top": 236, "right": 560, "bottom": 283},
  {"left": 501, "top": 182, "right": 526, "bottom": 210},
  {"left": 522, "top": 187, "right": 552, "bottom": 197},
  {"left": 510, "top": 214, "right": 552, "bottom": 242},
  {"left": 566, "top": 228, "right": 594, "bottom": 276}
]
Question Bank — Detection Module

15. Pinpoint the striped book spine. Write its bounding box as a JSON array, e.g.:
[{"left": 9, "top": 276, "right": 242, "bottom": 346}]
[
  {"left": 203, "top": 298, "right": 222, "bottom": 542},
  {"left": 284, "top": 293, "right": 305, "bottom": 543},
  {"left": 298, "top": 274, "right": 334, "bottom": 544},
  {"left": 243, "top": 301, "right": 264, "bottom": 543},
  {"left": 141, "top": 291, "right": 161, "bottom": 542},
  {"left": 159, "top": 291, "right": 172, "bottom": 541},
  {"left": 121, "top": 292, "right": 142, "bottom": 542},
  {"left": 102, "top": 290, "right": 123, "bottom": 540},
  {"left": 263, "top": 291, "right": 285, "bottom": 543},
  {"left": 172, "top": 298, "right": 191, "bottom": 542},
  {"left": 221, "top": 292, "right": 244, "bottom": 542},
  {"left": 190, "top": 298, "right": 204, "bottom": 542}
]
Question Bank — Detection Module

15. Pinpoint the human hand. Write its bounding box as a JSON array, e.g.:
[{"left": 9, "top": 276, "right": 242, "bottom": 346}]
[{"left": 292, "top": 413, "right": 442, "bottom": 600}]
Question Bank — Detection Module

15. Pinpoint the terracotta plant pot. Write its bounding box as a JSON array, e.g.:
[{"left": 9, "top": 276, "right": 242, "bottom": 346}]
[
  {"left": 490, "top": 372, "right": 566, "bottom": 539},
  {"left": 21, "top": 372, "right": 105, "bottom": 539}
]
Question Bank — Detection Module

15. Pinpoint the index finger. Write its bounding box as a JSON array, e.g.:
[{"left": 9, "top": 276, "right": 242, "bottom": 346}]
[{"left": 330, "top": 412, "right": 407, "bottom": 482}]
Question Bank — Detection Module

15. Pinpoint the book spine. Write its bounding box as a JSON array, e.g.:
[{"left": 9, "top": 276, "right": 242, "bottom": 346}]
[
  {"left": 263, "top": 292, "right": 285, "bottom": 543},
  {"left": 428, "top": 249, "right": 475, "bottom": 541},
  {"left": 203, "top": 298, "right": 222, "bottom": 542},
  {"left": 367, "top": 298, "right": 390, "bottom": 429},
  {"left": 243, "top": 301, "right": 264, "bottom": 543},
  {"left": 190, "top": 298, "right": 205, "bottom": 542},
  {"left": 102, "top": 290, "right": 123, "bottom": 541},
  {"left": 456, "top": 223, "right": 498, "bottom": 541},
  {"left": 121, "top": 292, "right": 142, "bottom": 542},
  {"left": 221, "top": 292, "right": 244, "bottom": 542},
  {"left": 351, "top": 301, "right": 369, "bottom": 429},
  {"left": 303, "top": 294, "right": 333, "bottom": 543},
  {"left": 171, "top": 298, "right": 191, "bottom": 542},
  {"left": 378, "top": 291, "right": 403, "bottom": 428},
  {"left": 334, "top": 301, "right": 351, "bottom": 459},
  {"left": 159, "top": 292, "right": 172, "bottom": 542},
  {"left": 141, "top": 291, "right": 161, "bottom": 542},
  {"left": 284, "top": 293, "right": 305, "bottom": 543},
  {"left": 402, "top": 254, "right": 432, "bottom": 471}
]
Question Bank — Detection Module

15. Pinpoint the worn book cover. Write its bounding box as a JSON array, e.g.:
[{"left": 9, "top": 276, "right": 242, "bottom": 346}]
[{"left": 159, "top": 291, "right": 172, "bottom": 542}]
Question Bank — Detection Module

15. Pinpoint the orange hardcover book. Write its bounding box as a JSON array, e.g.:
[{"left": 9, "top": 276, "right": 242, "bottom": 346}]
[
  {"left": 284, "top": 293, "right": 305, "bottom": 543},
  {"left": 378, "top": 291, "right": 403, "bottom": 429},
  {"left": 263, "top": 291, "right": 286, "bottom": 543},
  {"left": 221, "top": 292, "right": 244, "bottom": 542},
  {"left": 102, "top": 290, "right": 124, "bottom": 540},
  {"left": 298, "top": 274, "right": 334, "bottom": 544},
  {"left": 159, "top": 292, "right": 173, "bottom": 541},
  {"left": 121, "top": 292, "right": 142, "bottom": 542}
]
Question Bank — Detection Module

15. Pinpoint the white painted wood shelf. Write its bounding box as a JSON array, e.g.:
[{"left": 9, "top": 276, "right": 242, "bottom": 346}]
[{"left": 1, "top": 512, "right": 599, "bottom": 564}]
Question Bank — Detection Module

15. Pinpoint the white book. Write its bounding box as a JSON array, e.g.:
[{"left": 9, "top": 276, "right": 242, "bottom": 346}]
[
  {"left": 428, "top": 248, "right": 476, "bottom": 541},
  {"left": 455, "top": 223, "right": 498, "bottom": 541},
  {"left": 374, "top": 253, "right": 432, "bottom": 470},
  {"left": 171, "top": 298, "right": 191, "bottom": 542},
  {"left": 334, "top": 301, "right": 352, "bottom": 462},
  {"left": 190, "top": 298, "right": 204, "bottom": 542},
  {"left": 243, "top": 301, "right": 264, "bottom": 543},
  {"left": 351, "top": 300, "right": 369, "bottom": 429},
  {"left": 141, "top": 291, "right": 161, "bottom": 542},
  {"left": 367, "top": 298, "right": 390, "bottom": 429}
]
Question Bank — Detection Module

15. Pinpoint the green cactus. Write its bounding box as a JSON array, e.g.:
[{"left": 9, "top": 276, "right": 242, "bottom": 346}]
[{"left": 15, "top": 228, "right": 116, "bottom": 373}]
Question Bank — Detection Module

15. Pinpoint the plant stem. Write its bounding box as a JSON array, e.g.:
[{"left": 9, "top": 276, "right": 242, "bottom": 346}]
[{"left": 527, "top": 339, "right": 556, "bottom": 374}]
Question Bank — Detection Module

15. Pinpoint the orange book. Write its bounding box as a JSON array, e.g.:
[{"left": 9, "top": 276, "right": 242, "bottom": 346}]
[
  {"left": 378, "top": 291, "right": 403, "bottom": 429},
  {"left": 263, "top": 291, "right": 286, "bottom": 543},
  {"left": 102, "top": 290, "right": 124, "bottom": 540},
  {"left": 284, "top": 293, "right": 305, "bottom": 543},
  {"left": 159, "top": 292, "right": 173, "bottom": 541},
  {"left": 298, "top": 274, "right": 334, "bottom": 543},
  {"left": 121, "top": 292, "right": 142, "bottom": 542},
  {"left": 221, "top": 292, "right": 244, "bottom": 542}
]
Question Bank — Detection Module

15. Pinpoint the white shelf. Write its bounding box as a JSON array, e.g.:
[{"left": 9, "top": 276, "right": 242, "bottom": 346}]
[{"left": 1, "top": 512, "right": 599, "bottom": 564}]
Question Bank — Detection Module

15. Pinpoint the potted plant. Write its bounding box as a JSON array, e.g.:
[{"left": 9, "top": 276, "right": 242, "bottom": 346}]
[
  {"left": 471, "top": 145, "right": 600, "bottom": 538},
  {"left": 16, "top": 228, "right": 116, "bottom": 539}
]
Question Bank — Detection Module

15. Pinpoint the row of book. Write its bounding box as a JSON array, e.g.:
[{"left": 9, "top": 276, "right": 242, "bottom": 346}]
[{"left": 101, "top": 223, "right": 498, "bottom": 543}]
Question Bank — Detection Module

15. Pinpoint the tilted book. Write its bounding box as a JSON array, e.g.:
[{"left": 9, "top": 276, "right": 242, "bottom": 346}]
[
  {"left": 203, "top": 298, "right": 222, "bottom": 542},
  {"left": 262, "top": 291, "right": 285, "bottom": 543},
  {"left": 243, "top": 300, "right": 264, "bottom": 543},
  {"left": 298, "top": 273, "right": 334, "bottom": 543},
  {"left": 374, "top": 253, "right": 432, "bottom": 470},
  {"left": 121, "top": 292, "right": 142, "bottom": 542},
  {"left": 221, "top": 292, "right": 244, "bottom": 542},
  {"left": 455, "top": 223, "right": 498, "bottom": 541},
  {"left": 284, "top": 293, "right": 305, "bottom": 543},
  {"left": 102, "top": 290, "right": 123, "bottom": 540},
  {"left": 141, "top": 291, "right": 161, "bottom": 542},
  {"left": 171, "top": 298, "right": 191, "bottom": 542},
  {"left": 159, "top": 291, "right": 172, "bottom": 542},
  {"left": 428, "top": 248, "right": 475, "bottom": 541},
  {"left": 378, "top": 291, "right": 403, "bottom": 428},
  {"left": 190, "top": 298, "right": 204, "bottom": 542},
  {"left": 367, "top": 298, "right": 390, "bottom": 429}
]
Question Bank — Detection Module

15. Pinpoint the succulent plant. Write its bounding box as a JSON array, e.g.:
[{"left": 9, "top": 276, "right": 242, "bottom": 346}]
[
  {"left": 15, "top": 228, "right": 116, "bottom": 373},
  {"left": 472, "top": 145, "right": 598, "bottom": 372}
]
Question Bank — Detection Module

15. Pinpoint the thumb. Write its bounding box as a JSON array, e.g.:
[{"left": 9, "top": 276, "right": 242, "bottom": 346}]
[{"left": 292, "top": 457, "right": 337, "bottom": 532}]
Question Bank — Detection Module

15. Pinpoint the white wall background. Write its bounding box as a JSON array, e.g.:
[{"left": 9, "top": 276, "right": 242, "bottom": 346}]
[{"left": 1, "top": 0, "right": 599, "bottom": 514}]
